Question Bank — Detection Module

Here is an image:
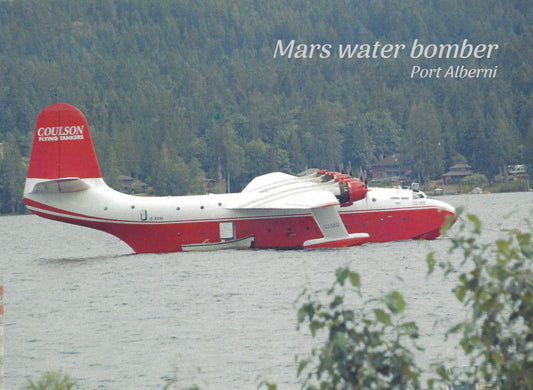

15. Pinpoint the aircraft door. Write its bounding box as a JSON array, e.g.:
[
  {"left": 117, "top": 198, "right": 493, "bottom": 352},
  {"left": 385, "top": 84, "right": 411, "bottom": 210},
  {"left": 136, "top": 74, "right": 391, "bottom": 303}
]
[{"left": 219, "top": 222, "right": 235, "bottom": 241}]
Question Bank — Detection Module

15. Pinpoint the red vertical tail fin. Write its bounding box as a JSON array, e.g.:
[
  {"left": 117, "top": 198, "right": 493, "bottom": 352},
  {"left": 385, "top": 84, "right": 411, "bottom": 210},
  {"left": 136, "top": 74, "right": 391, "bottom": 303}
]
[{"left": 27, "top": 103, "right": 102, "bottom": 180}]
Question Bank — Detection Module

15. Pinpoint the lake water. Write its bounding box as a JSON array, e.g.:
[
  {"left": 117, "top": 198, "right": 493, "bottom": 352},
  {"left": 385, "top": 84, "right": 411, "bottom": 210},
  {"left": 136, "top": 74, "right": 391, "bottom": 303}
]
[{"left": 1, "top": 192, "right": 532, "bottom": 389}]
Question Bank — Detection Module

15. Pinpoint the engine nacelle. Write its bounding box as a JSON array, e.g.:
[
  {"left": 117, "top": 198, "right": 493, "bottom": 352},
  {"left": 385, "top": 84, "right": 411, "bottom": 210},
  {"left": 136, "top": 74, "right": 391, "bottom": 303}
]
[
  {"left": 337, "top": 178, "right": 368, "bottom": 206},
  {"left": 318, "top": 170, "right": 350, "bottom": 182}
]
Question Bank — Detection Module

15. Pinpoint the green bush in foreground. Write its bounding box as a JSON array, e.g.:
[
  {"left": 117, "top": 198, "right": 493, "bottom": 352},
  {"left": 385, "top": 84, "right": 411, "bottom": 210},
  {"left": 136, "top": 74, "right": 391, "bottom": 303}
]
[
  {"left": 27, "top": 371, "right": 77, "bottom": 390},
  {"left": 428, "top": 212, "right": 533, "bottom": 389},
  {"left": 295, "top": 268, "right": 421, "bottom": 389},
  {"left": 294, "top": 210, "right": 532, "bottom": 389}
]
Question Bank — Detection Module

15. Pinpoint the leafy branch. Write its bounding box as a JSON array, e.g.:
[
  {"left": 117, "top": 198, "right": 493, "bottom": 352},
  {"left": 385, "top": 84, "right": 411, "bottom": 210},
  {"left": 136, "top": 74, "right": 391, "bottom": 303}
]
[
  {"left": 429, "top": 211, "right": 533, "bottom": 389},
  {"left": 296, "top": 266, "right": 421, "bottom": 390}
]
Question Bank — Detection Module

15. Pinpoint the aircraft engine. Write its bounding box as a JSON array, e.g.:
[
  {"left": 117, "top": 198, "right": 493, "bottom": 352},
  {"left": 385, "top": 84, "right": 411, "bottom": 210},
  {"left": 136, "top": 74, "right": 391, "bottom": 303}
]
[
  {"left": 317, "top": 170, "right": 350, "bottom": 182},
  {"left": 337, "top": 178, "right": 368, "bottom": 206},
  {"left": 316, "top": 170, "right": 368, "bottom": 206}
]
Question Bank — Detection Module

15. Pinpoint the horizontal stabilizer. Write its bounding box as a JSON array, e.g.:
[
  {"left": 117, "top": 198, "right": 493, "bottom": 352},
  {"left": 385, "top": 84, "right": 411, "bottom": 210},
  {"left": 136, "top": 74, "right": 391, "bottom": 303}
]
[{"left": 30, "top": 178, "right": 91, "bottom": 194}]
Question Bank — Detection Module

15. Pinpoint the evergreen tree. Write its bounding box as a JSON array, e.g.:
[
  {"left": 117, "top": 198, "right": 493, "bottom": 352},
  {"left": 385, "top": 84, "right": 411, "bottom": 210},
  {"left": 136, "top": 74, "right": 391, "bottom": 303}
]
[
  {"left": 403, "top": 102, "right": 445, "bottom": 186},
  {"left": 0, "top": 133, "right": 26, "bottom": 213},
  {"left": 155, "top": 143, "right": 192, "bottom": 196}
]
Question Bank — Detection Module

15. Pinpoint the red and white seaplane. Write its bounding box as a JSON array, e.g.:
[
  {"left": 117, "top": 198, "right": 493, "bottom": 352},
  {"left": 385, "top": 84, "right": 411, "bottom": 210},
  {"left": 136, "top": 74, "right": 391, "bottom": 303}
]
[{"left": 24, "top": 103, "right": 455, "bottom": 253}]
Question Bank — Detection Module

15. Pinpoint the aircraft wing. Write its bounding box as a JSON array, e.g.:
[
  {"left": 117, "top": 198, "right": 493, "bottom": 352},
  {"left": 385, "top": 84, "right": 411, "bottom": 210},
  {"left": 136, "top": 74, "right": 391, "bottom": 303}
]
[
  {"left": 241, "top": 172, "right": 312, "bottom": 193},
  {"left": 226, "top": 188, "right": 338, "bottom": 209},
  {"left": 227, "top": 172, "right": 337, "bottom": 209},
  {"left": 228, "top": 171, "right": 369, "bottom": 248}
]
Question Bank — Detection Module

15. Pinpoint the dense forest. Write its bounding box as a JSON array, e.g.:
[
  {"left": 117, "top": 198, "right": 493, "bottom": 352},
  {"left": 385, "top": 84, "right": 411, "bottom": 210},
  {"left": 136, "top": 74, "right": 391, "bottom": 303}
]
[{"left": 0, "top": 0, "right": 531, "bottom": 213}]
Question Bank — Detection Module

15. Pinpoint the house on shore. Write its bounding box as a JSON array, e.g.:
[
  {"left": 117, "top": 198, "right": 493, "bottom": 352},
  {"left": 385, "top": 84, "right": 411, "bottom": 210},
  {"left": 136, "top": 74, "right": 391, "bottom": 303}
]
[
  {"left": 508, "top": 164, "right": 527, "bottom": 176},
  {"left": 370, "top": 154, "right": 410, "bottom": 182},
  {"left": 119, "top": 175, "right": 151, "bottom": 193},
  {"left": 441, "top": 164, "right": 473, "bottom": 184}
]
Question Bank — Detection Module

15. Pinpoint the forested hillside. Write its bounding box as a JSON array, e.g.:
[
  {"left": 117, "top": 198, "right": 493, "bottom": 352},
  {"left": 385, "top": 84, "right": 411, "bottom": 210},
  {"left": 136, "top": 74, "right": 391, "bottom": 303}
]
[{"left": 0, "top": 0, "right": 531, "bottom": 213}]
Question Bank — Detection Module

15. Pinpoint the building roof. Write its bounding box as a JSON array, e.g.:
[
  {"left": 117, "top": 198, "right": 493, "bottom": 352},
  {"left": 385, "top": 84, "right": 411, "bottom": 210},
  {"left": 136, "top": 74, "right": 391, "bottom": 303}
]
[
  {"left": 442, "top": 164, "right": 473, "bottom": 177},
  {"left": 372, "top": 154, "right": 400, "bottom": 167},
  {"left": 448, "top": 164, "right": 472, "bottom": 170}
]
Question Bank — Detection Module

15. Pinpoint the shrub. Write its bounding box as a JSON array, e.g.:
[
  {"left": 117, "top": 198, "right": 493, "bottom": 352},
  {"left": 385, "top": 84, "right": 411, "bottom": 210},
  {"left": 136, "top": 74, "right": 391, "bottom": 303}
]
[
  {"left": 26, "top": 371, "right": 77, "bottom": 390},
  {"left": 429, "top": 212, "right": 533, "bottom": 389},
  {"left": 296, "top": 267, "right": 422, "bottom": 389}
]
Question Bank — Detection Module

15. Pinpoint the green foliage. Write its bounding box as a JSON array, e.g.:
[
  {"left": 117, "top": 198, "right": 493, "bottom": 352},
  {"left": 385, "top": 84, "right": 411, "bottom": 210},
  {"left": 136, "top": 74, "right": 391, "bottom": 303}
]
[
  {"left": 341, "top": 111, "right": 401, "bottom": 171},
  {"left": 296, "top": 212, "right": 533, "bottom": 390},
  {"left": 258, "top": 381, "right": 278, "bottom": 390},
  {"left": 296, "top": 266, "right": 421, "bottom": 389},
  {"left": 429, "top": 211, "right": 533, "bottom": 389},
  {"left": 0, "top": 133, "right": 26, "bottom": 213},
  {"left": 162, "top": 368, "right": 202, "bottom": 390},
  {"left": 489, "top": 180, "right": 531, "bottom": 194},
  {"left": 26, "top": 371, "right": 77, "bottom": 390},
  {"left": 460, "top": 173, "right": 489, "bottom": 189},
  {"left": 402, "top": 101, "right": 445, "bottom": 186},
  {"left": 162, "top": 377, "right": 200, "bottom": 390}
]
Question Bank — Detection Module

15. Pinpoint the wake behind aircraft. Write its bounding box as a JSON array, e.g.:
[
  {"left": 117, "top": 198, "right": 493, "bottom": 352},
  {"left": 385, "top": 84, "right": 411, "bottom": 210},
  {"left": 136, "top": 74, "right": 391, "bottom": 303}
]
[{"left": 24, "top": 103, "right": 456, "bottom": 253}]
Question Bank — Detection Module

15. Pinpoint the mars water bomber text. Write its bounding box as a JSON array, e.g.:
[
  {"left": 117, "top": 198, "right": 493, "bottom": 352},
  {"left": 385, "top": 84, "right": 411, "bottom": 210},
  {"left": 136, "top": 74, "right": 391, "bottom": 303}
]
[{"left": 273, "top": 39, "right": 499, "bottom": 60}]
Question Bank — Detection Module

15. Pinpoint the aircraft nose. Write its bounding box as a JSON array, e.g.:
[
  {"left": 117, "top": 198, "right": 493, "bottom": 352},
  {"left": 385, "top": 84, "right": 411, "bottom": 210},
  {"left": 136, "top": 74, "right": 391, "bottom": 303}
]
[
  {"left": 431, "top": 197, "right": 455, "bottom": 214},
  {"left": 435, "top": 199, "right": 457, "bottom": 225}
]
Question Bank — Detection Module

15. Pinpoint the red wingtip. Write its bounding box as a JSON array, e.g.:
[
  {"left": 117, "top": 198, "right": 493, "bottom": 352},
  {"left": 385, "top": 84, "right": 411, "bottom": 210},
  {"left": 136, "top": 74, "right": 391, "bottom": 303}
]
[{"left": 27, "top": 103, "right": 102, "bottom": 179}]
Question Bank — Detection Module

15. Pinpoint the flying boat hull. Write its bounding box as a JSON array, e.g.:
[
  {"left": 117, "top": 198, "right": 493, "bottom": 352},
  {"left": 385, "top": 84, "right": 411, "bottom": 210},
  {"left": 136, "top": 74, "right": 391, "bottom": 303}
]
[{"left": 24, "top": 104, "right": 455, "bottom": 253}]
